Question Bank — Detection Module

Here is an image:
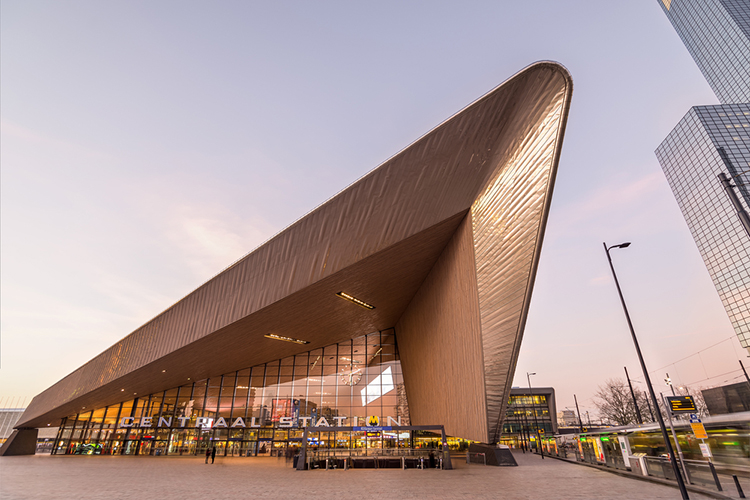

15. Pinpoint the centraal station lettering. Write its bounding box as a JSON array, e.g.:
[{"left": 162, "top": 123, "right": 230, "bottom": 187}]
[{"left": 118, "top": 415, "right": 404, "bottom": 429}]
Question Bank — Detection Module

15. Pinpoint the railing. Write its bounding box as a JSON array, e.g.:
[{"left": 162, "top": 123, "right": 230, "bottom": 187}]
[
  {"left": 643, "top": 456, "right": 750, "bottom": 496},
  {"left": 643, "top": 456, "right": 677, "bottom": 481},
  {"left": 466, "top": 452, "right": 486, "bottom": 465},
  {"left": 304, "top": 448, "right": 446, "bottom": 470}
]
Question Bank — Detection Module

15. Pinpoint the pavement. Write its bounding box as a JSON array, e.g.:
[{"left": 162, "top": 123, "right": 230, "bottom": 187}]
[{"left": 0, "top": 451, "right": 719, "bottom": 500}]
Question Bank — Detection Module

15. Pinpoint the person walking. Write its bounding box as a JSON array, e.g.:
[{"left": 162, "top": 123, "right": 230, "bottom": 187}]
[
  {"left": 205, "top": 447, "right": 211, "bottom": 464},
  {"left": 211, "top": 446, "right": 216, "bottom": 464}
]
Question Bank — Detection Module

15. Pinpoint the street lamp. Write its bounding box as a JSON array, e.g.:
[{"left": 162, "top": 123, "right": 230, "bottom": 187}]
[
  {"left": 527, "top": 372, "right": 544, "bottom": 459},
  {"left": 665, "top": 373, "right": 676, "bottom": 396},
  {"left": 604, "top": 242, "right": 689, "bottom": 500}
]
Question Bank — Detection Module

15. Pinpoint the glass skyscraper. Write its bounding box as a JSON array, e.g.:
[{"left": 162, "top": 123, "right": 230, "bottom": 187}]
[
  {"left": 656, "top": 104, "right": 750, "bottom": 351},
  {"left": 658, "top": 0, "right": 750, "bottom": 104},
  {"left": 655, "top": 0, "right": 750, "bottom": 353}
]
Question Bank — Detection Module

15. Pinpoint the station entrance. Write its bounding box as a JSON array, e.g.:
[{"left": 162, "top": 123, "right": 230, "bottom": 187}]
[{"left": 295, "top": 425, "right": 452, "bottom": 470}]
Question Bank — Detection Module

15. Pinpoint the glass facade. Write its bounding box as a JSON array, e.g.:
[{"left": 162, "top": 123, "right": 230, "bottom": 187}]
[
  {"left": 656, "top": 104, "right": 750, "bottom": 351},
  {"left": 658, "top": 0, "right": 750, "bottom": 104},
  {"left": 52, "top": 329, "right": 416, "bottom": 457},
  {"left": 502, "top": 395, "right": 555, "bottom": 434},
  {"left": 499, "top": 391, "right": 556, "bottom": 450}
]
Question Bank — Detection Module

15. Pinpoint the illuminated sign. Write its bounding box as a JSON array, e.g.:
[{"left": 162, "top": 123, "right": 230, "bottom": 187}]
[
  {"left": 691, "top": 422, "right": 708, "bottom": 439},
  {"left": 361, "top": 366, "right": 395, "bottom": 405},
  {"left": 666, "top": 396, "right": 697, "bottom": 413},
  {"left": 116, "top": 414, "right": 403, "bottom": 429}
]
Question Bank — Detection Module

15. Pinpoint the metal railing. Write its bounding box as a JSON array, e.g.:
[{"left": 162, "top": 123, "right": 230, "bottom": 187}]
[
  {"left": 466, "top": 452, "right": 486, "bottom": 465},
  {"left": 304, "top": 448, "right": 446, "bottom": 470}
]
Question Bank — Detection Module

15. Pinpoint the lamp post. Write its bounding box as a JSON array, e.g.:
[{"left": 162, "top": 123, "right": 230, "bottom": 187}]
[
  {"left": 604, "top": 242, "right": 689, "bottom": 499},
  {"left": 527, "top": 372, "right": 544, "bottom": 459},
  {"left": 625, "top": 366, "right": 643, "bottom": 424},
  {"left": 665, "top": 373, "right": 676, "bottom": 396},
  {"left": 574, "top": 394, "right": 584, "bottom": 432}
]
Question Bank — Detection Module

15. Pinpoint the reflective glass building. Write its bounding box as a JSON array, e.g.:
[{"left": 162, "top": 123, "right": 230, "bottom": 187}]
[
  {"left": 1, "top": 62, "right": 573, "bottom": 457},
  {"left": 499, "top": 387, "right": 557, "bottom": 449},
  {"left": 656, "top": 0, "right": 750, "bottom": 354},
  {"left": 656, "top": 104, "right": 750, "bottom": 351},
  {"left": 658, "top": 0, "right": 750, "bottom": 104}
]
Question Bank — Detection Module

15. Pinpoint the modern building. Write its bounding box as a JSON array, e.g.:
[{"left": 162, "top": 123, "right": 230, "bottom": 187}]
[
  {"left": 702, "top": 381, "right": 750, "bottom": 415},
  {"left": 1, "top": 61, "right": 573, "bottom": 457},
  {"left": 655, "top": 104, "right": 750, "bottom": 350},
  {"left": 657, "top": 0, "right": 750, "bottom": 104},
  {"left": 655, "top": 0, "right": 750, "bottom": 354},
  {"left": 0, "top": 409, "right": 24, "bottom": 446},
  {"left": 557, "top": 409, "right": 578, "bottom": 428},
  {"left": 499, "top": 387, "right": 557, "bottom": 449}
]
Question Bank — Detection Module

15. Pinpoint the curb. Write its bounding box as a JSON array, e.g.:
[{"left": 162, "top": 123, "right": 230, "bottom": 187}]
[{"left": 542, "top": 454, "right": 735, "bottom": 500}]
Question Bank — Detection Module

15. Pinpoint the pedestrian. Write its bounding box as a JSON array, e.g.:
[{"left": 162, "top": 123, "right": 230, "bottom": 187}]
[
  {"left": 205, "top": 447, "right": 211, "bottom": 464},
  {"left": 428, "top": 450, "right": 436, "bottom": 469},
  {"left": 211, "top": 446, "right": 216, "bottom": 464}
]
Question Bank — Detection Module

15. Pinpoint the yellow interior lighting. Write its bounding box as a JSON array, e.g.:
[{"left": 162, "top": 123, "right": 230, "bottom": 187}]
[
  {"left": 264, "top": 333, "right": 310, "bottom": 345},
  {"left": 336, "top": 292, "right": 375, "bottom": 309}
]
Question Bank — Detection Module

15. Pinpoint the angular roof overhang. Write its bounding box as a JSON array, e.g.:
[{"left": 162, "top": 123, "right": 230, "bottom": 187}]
[{"left": 17, "top": 61, "right": 573, "bottom": 440}]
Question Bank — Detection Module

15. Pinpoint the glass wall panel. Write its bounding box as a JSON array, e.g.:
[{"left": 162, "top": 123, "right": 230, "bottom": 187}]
[{"left": 56, "top": 329, "right": 410, "bottom": 456}]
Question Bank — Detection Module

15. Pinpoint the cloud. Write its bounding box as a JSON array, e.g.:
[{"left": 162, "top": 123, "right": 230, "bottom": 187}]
[
  {"left": 0, "top": 118, "right": 116, "bottom": 163},
  {"left": 550, "top": 171, "right": 668, "bottom": 235},
  {"left": 162, "top": 203, "right": 277, "bottom": 282}
]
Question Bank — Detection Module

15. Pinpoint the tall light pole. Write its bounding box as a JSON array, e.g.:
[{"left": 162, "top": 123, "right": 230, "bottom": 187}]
[
  {"left": 665, "top": 373, "right": 676, "bottom": 396},
  {"left": 624, "top": 366, "right": 643, "bottom": 424},
  {"left": 574, "top": 394, "right": 584, "bottom": 432},
  {"left": 527, "top": 372, "right": 544, "bottom": 459},
  {"left": 604, "top": 242, "right": 689, "bottom": 499}
]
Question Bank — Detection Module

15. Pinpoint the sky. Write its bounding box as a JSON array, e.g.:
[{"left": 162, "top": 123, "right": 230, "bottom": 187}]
[{"left": 1, "top": 0, "right": 746, "bottom": 420}]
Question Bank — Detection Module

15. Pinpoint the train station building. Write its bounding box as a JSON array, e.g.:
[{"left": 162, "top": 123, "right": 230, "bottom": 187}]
[{"left": 1, "top": 62, "right": 572, "bottom": 458}]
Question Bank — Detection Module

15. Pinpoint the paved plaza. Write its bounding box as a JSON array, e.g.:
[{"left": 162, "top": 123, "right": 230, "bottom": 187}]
[{"left": 1, "top": 451, "right": 719, "bottom": 500}]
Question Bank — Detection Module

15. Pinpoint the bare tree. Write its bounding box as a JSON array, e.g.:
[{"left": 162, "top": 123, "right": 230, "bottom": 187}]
[
  {"left": 676, "top": 385, "right": 710, "bottom": 418},
  {"left": 593, "top": 378, "right": 650, "bottom": 426}
]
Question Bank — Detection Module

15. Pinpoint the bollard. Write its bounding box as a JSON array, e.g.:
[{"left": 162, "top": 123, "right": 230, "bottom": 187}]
[
  {"left": 402, "top": 456, "right": 406, "bottom": 470},
  {"left": 734, "top": 475, "right": 746, "bottom": 498},
  {"left": 708, "top": 461, "right": 723, "bottom": 491}
]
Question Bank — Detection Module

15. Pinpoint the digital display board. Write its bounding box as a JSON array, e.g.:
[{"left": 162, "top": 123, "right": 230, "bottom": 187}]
[{"left": 666, "top": 396, "right": 697, "bottom": 413}]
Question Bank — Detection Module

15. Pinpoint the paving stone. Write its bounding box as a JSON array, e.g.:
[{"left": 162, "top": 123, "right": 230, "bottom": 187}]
[{"left": 0, "top": 451, "right": 716, "bottom": 500}]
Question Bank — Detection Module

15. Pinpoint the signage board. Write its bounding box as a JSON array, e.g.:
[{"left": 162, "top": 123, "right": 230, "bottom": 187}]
[
  {"left": 699, "top": 443, "right": 712, "bottom": 458},
  {"left": 353, "top": 426, "right": 392, "bottom": 431},
  {"left": 691, "top": 422, "right": 708, "bottom": 440},
  {"left": 666, "top": 396, "right": 697, "bottom": 413}
]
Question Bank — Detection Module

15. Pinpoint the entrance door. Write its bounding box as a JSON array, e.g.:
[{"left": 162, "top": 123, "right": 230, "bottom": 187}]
[
  {"left": 257, "top": 439, "right": 272, "bottom": 456},
  {"left": 272, "top": 440, "right": 287, "bottom": 458},
  {"left": 227, "top": 440, "right": 242, "bottom": 457},
  {"left": 138, "top": 440, "right": 152, "bottom": 455},
  {"left": 123, "top": 440, "right": 139, "bottom": 455}
]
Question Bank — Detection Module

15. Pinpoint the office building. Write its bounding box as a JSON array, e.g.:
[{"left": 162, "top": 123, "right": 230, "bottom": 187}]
[
  {"left": 657, "top": 0, "right": 750, "bottom": 104},
  {"left": 656, "top": 0, "right": 750, "bottom": 354},
  {"left": 499, "top": 387, "right": 557, "bottom": 449}
]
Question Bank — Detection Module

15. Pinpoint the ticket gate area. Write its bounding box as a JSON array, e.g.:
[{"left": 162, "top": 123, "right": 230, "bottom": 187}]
[{"left": 295, "top": 425, "right": 452, "bottom": 471}]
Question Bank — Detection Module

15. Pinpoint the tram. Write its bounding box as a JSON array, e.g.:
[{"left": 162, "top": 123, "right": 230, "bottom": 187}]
[{"left": 543, "top": 411, "right": 750, "bottom": 469}]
